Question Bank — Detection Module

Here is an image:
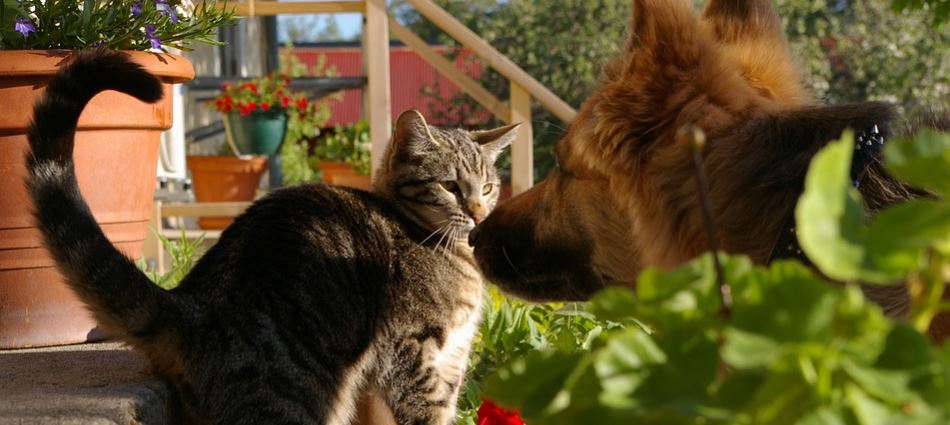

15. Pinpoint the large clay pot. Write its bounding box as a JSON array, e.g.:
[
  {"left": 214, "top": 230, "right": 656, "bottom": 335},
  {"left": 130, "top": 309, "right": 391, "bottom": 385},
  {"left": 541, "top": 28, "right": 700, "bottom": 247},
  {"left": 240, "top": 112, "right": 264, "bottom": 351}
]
[
  {"left": 187, "top": 155, "right": 268, "bottom": 230},
  {"left": 0, "top": 50, "right": 194, "bottom": 349}
]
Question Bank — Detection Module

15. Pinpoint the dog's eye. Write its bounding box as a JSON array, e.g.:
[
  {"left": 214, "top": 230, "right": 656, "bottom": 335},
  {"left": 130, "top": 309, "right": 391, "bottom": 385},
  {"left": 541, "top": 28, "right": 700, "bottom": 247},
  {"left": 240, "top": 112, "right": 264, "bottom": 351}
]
[
  {"left": 440, "top": 181, "right": 460, "bottom": 194},
  {"left": 482, "top": 183, "right": 494, "bottom": 195}
]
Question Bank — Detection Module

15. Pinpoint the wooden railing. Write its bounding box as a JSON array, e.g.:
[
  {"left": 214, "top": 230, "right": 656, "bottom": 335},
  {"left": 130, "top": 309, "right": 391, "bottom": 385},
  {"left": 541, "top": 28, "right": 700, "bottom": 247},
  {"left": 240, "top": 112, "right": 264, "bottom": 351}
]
[{"left": 219, "top": 0, "right": 577, "bottom": 195}]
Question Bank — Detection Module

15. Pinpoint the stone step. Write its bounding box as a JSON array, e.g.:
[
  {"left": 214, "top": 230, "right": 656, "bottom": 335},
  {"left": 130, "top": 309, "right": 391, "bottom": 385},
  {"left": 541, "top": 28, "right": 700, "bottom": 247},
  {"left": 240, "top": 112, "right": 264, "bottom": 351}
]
[{"left": 0, "top": 342, "right": 172, "bottom": 425}]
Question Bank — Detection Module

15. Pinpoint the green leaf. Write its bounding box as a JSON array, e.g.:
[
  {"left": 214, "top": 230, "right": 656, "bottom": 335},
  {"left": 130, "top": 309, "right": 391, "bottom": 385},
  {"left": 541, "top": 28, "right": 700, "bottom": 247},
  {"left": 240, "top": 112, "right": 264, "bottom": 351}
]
[
  {"left": 483, "top": 350, "right": 586, "bottom": 418},
  {"left": 797, "top": 131, "right": 900, "bottom": 283},
  {"left": 885, "top": 130, "right": 950, "bottom": 197},
  {"left": 722, "top": 328, "right": 781, "bottom": 369},
  {"left": 866, "top": 200, "right": 950, "bottom": 275},
  {"left": 588, "top": 287, "right": 637, "bottom": 322},
  {"left": 842, "top": 359, "right": 914, "bottom": 404},
  {"left": 845, "top": 384, "right": 894, "bottom": 425},
  {"left": 730, "top": 261, "right": 837, "bottom": 343},
  {"left": 795, "top": 407, "right": 848, "bottom": 425}
]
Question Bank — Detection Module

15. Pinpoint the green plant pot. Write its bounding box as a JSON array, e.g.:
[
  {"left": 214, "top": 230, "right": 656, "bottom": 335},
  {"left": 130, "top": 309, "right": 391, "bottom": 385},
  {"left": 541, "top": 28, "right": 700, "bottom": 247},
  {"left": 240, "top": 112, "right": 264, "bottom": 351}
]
[{"left": 224, "top": 110, "right": 288, "bottom": 156}]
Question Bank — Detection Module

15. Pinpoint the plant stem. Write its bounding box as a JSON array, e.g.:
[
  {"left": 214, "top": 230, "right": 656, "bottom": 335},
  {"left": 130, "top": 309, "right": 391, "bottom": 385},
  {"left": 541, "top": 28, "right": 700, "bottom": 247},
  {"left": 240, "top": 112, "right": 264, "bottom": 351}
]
[
  {"left": 682, "top": 125, "right": 733, "bottom": 318},
  {"left": 909, "top": 250, "right": 945, "bottom": 333}
]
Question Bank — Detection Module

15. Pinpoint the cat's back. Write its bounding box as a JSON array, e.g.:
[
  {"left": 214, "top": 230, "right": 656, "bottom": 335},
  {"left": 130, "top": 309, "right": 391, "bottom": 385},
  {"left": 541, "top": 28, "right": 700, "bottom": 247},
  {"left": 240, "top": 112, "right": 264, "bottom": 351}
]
[{"left": 174, "top": 183, "right": 405, "bottom": 310}]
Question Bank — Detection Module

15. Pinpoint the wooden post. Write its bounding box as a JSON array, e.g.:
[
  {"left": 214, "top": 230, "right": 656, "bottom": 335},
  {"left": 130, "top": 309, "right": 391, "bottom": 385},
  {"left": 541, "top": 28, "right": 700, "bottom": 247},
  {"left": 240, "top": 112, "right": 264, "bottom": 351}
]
[
  {"left": 364, "top": 0, "right": 392, "bottom": 180},
  {"left": 142, "top": 201, "right": 165, "bottom": 275},
  {"left": 509, "top": 81, "right": 533, "bottom": 195}
]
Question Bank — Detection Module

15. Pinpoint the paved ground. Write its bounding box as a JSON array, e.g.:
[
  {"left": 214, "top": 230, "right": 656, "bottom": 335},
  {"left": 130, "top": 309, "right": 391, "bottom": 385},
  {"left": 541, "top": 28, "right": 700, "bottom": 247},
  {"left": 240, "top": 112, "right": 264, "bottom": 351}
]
[{"left": 0, "top": 342, "right": 173, "bottom": 424}]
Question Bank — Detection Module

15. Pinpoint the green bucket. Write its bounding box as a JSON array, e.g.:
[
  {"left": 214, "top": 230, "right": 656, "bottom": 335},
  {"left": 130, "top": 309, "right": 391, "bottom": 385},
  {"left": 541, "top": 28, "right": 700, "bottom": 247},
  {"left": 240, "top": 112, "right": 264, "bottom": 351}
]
[{"left": 223, "top": 110, "right": 288, "bottom": 156}]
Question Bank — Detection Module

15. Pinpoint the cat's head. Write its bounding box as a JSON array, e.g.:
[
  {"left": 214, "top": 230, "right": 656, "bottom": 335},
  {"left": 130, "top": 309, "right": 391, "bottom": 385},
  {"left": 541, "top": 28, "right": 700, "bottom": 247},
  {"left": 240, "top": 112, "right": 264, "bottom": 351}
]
[{"left": 375, "top": 109, "right": 518, "bottom": 242}]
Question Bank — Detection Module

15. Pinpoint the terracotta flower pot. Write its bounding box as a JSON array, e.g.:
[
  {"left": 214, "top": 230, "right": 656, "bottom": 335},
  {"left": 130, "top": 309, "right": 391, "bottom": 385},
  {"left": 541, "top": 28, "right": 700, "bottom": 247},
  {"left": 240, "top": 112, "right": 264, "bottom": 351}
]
[
  {"left": 319, "top": 161, "right": 363, "bottom": 184},
  {"left": 187, "top": 155, "right": 268, "bottom": 230},
  {"left": 0, "top": 50, "right": 194, "bottom": 349}
]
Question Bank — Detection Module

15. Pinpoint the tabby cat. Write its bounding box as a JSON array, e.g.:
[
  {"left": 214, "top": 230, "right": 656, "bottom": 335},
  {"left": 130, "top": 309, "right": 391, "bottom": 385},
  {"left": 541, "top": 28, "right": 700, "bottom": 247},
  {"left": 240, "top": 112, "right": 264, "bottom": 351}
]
[{"left": 26, "top": 50, "right": 518, "bottom": 425}]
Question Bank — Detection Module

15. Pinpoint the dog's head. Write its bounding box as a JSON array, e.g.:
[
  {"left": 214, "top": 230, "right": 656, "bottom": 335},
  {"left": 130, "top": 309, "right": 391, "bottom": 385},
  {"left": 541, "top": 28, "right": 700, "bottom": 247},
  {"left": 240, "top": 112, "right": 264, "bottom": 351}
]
[{"left": 471, "top": 0, "right": 897, "bottom": 302}]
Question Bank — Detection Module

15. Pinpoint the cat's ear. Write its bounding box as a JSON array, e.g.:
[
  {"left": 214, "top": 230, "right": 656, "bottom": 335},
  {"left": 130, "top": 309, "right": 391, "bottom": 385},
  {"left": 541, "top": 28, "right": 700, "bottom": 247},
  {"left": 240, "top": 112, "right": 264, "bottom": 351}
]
[
  {"left": 742, "top": 102, "right": 895, "bottom": 189},
  {"left": 471, "top": 123, "right": 520, "bottom": 163},
  {"left": 393, "top": 109, "right": 440, "bottom": 154}
]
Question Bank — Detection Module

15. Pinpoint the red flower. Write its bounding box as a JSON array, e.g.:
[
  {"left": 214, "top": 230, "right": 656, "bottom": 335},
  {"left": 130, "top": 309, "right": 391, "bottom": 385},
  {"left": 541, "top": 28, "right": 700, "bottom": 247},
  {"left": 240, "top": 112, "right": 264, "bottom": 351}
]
[
  {"left": 261, "top": 102, "right": 271, "bottom": 111},
  {"left": 477, "top": 399, "right": 524, "bottom": 425},
  {"left": 296, "top": 97, "right": 308, "bottom": 110},
  {"left": 281, "top": 96, "right": 291, "bottom": 108}
]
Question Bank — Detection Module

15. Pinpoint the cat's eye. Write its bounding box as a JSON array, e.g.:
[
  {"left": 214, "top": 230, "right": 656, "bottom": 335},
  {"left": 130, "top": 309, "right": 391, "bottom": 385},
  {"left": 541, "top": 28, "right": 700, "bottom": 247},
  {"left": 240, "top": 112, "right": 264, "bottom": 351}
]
[
  {"left": 440, "top": 180, "right": 460, "bottom": 194},
  {"left": 482, "top": 183, "right": 494, "bottom": 195}
]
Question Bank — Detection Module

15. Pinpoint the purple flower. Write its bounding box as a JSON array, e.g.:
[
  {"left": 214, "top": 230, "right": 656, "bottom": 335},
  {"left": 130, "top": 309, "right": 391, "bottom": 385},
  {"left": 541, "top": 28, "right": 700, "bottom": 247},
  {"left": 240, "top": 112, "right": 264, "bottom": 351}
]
[
  {"left": 131, "top": 1, "right": 142, "bottom": 16},
  {"left": 93, "top": 40, "right": 107, "bottom": 49},
  {"left": 14, "top": 18, "right": 35, "bottom": 38},
  {"left": 144, "top": 25, "right": 161, "bottom": 49},
  {"left": 155, "top": 0, "right": 179, "bottom": 23}
]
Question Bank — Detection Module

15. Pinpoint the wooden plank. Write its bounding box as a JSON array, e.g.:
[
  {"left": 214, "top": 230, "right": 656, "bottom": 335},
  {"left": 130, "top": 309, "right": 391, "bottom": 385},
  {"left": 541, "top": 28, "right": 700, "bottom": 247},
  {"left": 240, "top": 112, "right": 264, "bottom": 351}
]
[
  {"left": 509, "top": 82, "right": 533, "bottom": 195},
  {"left": 229, "top": 1, "right": 366, "bottom": 16},
  {"left": 389, "top": 18, "right": 511, "bottom": 123},
  {"left": 404, "top": 0, "right": 576, "bottom": 124},
  {"left": 364, "top": 0, "right": 392, "bottom": 179},
  {"left": 161, "top": 229, "right": 224, "bottom": 240},
  {"left": 161, "top": 202, "right": 251, "bottom": 218}
]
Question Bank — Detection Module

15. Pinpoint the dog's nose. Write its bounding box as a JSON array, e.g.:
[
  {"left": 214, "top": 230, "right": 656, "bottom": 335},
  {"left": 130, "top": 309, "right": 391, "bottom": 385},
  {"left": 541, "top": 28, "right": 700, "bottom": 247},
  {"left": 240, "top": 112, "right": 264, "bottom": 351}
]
[{"left": 468, "top": 223, "right": 483, "bottom": 247}]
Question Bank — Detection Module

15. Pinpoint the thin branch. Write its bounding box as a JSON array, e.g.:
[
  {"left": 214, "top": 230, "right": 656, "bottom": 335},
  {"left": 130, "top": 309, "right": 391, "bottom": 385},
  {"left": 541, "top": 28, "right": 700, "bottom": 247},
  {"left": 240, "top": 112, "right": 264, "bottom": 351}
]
[{"left": 681, "top": 125, "right": 733, "bottom": 318}]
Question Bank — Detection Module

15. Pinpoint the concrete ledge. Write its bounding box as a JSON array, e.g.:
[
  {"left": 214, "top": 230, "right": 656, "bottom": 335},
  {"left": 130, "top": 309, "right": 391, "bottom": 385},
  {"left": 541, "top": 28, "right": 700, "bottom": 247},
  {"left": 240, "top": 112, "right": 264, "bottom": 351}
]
[{"left": 0, "top": 342, "right": 173, "bottom": 425}]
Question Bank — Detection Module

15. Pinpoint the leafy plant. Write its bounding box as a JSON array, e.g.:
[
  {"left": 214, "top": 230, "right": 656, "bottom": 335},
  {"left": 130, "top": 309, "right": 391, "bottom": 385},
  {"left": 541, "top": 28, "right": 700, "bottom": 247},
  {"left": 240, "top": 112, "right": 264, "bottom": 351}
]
[
  {"left": 456, "top": 288, "right": 619, "bottom": 425},
  {"left": 480, "top": 130, "right": 950, "bottom": 424},
  {"left": 0, "top": 0, "right": 233, "bottom": 51},
  {"left": 279, "top": 42, "right": 336, "bottom": 185},
  {"left": 315, "top": 120, "right": 372, "bottom": 176},
  {"left": 138, "top": 229, "right": 206, "bottom": 290}
]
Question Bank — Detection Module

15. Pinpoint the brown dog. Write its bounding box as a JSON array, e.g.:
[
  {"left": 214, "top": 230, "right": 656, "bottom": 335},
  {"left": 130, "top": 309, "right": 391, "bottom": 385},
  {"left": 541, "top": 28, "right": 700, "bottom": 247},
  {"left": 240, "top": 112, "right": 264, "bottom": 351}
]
[{"left": 470, "top": 0, "right": 949, "bottom": 339}]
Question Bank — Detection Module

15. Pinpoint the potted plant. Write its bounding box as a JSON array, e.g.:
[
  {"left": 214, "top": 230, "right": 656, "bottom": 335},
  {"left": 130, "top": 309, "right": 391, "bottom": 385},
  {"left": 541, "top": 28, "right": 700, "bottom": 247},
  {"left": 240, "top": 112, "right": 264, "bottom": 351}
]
[
  {"left": 316, "top": 120, "right": 372, "bottom": 190},
  {"left": 0, "top": 0, "right": 233, "bottom": 348},
  {"left": 194, "top": 72, "right": 331, "bottom": 229}
]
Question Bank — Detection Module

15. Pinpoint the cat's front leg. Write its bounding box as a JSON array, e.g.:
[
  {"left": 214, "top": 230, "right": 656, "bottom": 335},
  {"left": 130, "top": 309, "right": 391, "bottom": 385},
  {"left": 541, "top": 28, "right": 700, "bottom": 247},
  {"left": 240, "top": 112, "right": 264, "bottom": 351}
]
[{"left": 381, "top": 337, "right": 466, "bottom": 425}]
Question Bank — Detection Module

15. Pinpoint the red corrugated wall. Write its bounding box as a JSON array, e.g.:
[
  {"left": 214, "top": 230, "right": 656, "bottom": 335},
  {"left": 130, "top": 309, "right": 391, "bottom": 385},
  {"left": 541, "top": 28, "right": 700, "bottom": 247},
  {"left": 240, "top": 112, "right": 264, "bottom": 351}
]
[{"left": 285, "top": 45, "right": 488, "bottom": 127}]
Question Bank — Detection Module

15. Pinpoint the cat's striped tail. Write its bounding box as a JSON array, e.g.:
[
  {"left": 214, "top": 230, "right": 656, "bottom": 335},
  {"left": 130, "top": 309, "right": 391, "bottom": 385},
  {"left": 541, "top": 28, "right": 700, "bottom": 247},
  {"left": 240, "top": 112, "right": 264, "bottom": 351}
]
[{"left": 25, "top": 50, "right": 185, "bottom": 342}]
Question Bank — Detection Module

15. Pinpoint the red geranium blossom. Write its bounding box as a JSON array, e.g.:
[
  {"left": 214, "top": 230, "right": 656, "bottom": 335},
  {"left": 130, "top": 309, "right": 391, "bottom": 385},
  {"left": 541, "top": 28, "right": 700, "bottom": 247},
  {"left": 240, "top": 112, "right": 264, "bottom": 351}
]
[
  {"left": 477, "top": 399, "right": 524, "bottom": 425},
  {"left": 207, "top": 73, "right": 313, "bottom": 117}
]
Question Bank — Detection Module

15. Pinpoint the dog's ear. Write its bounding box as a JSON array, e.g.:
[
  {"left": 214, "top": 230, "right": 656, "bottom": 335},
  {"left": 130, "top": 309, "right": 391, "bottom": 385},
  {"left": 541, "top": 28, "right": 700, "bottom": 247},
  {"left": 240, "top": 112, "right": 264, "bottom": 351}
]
[
  {"left": 700, "top": 0, "right": 810, "bottom": 104},
  {"left": 701, "top": 0, "right": 784, "bottom": 42},
  {"left": 741, "top": 102, "right": 895, "bottom": 189},
  {"left": 627, "top": 0, "right": 702, "bottom": 53}
]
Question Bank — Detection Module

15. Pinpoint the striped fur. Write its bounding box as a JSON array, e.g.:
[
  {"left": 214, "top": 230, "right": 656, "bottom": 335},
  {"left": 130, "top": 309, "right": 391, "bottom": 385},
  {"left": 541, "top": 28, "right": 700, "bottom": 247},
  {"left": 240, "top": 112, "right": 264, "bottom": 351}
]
[{"left": 25, "top": 51, "right": 516, "bottom": 424}]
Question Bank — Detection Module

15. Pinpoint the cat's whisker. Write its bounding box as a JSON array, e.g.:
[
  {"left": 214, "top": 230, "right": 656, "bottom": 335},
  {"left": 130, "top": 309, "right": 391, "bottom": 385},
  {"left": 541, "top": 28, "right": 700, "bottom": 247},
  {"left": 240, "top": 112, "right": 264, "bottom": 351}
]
[
  {"left": 421, "top": 224, "right": 450, "bottom": 246},
  {"left": 434, "top": 226, "right": 451, "bottom": 254}
]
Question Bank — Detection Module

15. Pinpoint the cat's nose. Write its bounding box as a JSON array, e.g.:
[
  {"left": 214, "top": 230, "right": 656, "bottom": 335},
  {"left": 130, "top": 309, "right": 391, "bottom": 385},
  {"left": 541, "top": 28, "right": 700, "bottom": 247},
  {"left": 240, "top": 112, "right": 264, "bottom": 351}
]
[{"left": 468, "top": 223, "right": 482, "bottom": 247}]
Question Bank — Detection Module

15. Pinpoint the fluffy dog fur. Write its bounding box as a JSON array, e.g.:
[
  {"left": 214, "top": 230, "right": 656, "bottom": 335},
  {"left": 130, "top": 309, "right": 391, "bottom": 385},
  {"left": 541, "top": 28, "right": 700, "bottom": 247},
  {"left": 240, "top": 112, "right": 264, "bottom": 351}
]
[{"left": 470, "top": 0, "right": 949, "bottom": 340}]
